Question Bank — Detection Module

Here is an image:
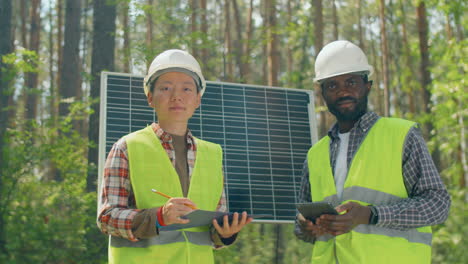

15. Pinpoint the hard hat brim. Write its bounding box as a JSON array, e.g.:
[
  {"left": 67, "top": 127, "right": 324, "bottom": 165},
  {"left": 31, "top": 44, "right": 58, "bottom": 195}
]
[
  {"left": 146, "top": 67, "right": 203, "bottom": 94},
  {"left": 313, "top": 67, "right": 374, "bottom": 83}
]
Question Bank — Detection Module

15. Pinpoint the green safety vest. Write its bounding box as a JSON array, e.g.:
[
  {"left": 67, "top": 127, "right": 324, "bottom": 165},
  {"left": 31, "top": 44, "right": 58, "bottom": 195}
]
[
  {"left": 109, "top": 126, "right": 223, "bottom": 264},
  {"left": 307, "top": 118, "right": 432, "bottom": 264}
]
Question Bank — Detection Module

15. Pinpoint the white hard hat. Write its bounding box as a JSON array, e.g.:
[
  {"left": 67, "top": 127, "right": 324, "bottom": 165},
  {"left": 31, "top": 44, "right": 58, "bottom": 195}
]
[
  {"left": 143, "top": 49, "right": 206, "bottom": 96},
  {"left": 314, "top": 40, "right": 373, "bottom": 82}
]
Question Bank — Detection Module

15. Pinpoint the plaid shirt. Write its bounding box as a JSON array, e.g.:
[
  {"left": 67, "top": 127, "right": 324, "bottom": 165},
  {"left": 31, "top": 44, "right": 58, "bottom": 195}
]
[
  {"left": 97, "top": 123, "right": 228, "bottom": 245},
  {"left": 295, "top": 111, "right": 451, "bottom": 243}
]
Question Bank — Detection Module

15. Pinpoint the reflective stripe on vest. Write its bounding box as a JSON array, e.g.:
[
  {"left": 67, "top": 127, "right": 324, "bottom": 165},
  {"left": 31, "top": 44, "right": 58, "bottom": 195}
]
[
  {"left": 110, "top": 230, "right": 212, "bottom": 248},
  {"left": 308, "top": 118, "right": 432, "bottom": 264},
  {"left": 109, "top": 126, "right": 223, "bottom": 264}
]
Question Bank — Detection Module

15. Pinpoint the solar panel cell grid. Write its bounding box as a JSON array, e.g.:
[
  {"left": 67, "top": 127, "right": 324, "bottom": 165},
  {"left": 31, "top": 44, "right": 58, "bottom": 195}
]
[{"left": 99, "top": 72, "right": 318, "bottom": 222}]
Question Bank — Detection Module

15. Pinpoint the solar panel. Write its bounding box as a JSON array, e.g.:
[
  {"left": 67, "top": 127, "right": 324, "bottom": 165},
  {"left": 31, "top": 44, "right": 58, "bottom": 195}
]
[{"left": 98, "top": 72, "right": 318, "bottom": 223}]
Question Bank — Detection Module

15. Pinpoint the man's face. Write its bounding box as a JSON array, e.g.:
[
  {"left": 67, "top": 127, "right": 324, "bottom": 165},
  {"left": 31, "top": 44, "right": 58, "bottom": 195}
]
[
  {"left": 147, "top": 72, "right": 201, "bottom": 123},
  {"left": 320, "top": 73, "right": 371, "bottom": 122}
]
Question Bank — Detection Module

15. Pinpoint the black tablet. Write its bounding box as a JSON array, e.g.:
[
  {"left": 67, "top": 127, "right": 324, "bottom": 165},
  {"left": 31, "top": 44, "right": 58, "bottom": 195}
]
[{"left": 296, "top": 202, "right": 338, "bottom": 223}]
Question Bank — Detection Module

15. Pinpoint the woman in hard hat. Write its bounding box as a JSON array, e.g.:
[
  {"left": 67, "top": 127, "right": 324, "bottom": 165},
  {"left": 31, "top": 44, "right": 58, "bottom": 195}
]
[{"left": 97, "top": 49, "right": 252, "bottom": 264}]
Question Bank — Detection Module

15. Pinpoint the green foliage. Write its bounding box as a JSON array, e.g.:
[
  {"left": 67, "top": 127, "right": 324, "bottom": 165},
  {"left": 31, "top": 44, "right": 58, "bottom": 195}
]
[
  {"left": 2, "top": 49, "right": 39, "bottom": 75},
  {"left": 426, "top": 0, "right": 467, "bottom": 20},
  {"left": 132, "top": 0, "right": 195, "bottom": 68},
  {"left": 1, "top": 50, "right": 39, "bottom": 100},
  {"left": 432, "top": 189, "right": 468, "bottom": 264},
  {"left": 214, "top": 224, "right": 312, "bottom": 264},
  {"left": 430, "top": 39, "right": 467, "bottom": 185},
  {"left": 0, "top": 103, "right": 107, "bottom": 264}
]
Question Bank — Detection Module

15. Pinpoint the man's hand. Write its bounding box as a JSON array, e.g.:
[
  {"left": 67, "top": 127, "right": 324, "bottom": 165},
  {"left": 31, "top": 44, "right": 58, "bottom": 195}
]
[
  {"left": 297, "top": 213, "right": 327, "bottom": 237},
  {"left": 212, "top": 212, "right": 253, "bottom": 238},
  {"left": 162, "top": 198, "right": 197, "bottom": 225},
  {"left": 316, "top": 201, "right": 371, "bottom": 236}
]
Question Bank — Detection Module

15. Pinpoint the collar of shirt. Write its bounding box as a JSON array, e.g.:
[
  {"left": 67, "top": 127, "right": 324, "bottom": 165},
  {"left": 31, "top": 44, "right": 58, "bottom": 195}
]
[
  {"left": 327, "top": 111, "right": 380, "bottom": 140},
  {"left": 151, "top": 123, "right": 197, "bottom": 151}
]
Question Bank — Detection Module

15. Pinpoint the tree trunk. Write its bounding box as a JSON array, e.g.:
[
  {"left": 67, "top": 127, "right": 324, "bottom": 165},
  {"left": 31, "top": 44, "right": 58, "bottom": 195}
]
[
  {"left": 274, "top": 224, "right": 284, "bottom": 264},
  {"left": 81, "top": 0, "right": 91, "bottom": 89},
  {"left": 416, "top": 1, "right": 440, "bottom": 169},
  {"left": 0, "top": 0, "right": 14, "bottom": 256},
  {"left": 286, "top": 0, "right": 293, "bottom": 86},
  {"left": 25, "top": 0, "right": 42, "bottom": 121},
  {"left": 20, "top": 0, "right": 28, "bottom": 47},
  {"left": 223, "top": 0, "right": 233, "bottom": 81},
  {"left": 56, "top": 0, "right": 63, "bottom": 92},
  {"left": 332, "top": 0, "right": 339, "bottom": 40},
  {"left": 48, "top": 0, "right": 55, "bottom": 118},
  {"left": 313, "top": 0, "right": 326, "bottom": 137},
  {"left": 266, "top": 0, "right": 279, "bottom": 86},
  {"left": 445, "top": 14, "right": 453, "bottom": 40},
  {"left": 145, "top": 0, "right": 153, "bottom": 68},
  {"left": 357, "top": 0, "right": 365, "bottom": 50},
  {"left": 457, "top": 98, "right": 467, "bottom": 189},
  {"left": 399, "top": 0, "right": 415, "bottom": 115},
  {"left": 261, "top": 2, "right": 267, "bottom": 85},
  {"left": 460, "top": 127, "right": 467, "bottom": 189},
  {"left": 190, "top": 0, "right": 198, "bottom": 59},
  {"left": 122, "top": 0, "right": 131, "bottom": 73},
  {"left": 216, "top": 1, "right": 223, "bottom": 76},
  {"left": 370, "top": 36, "right": 383, "bottom": 115},
  {"left": 87, "top": 0, "right": 116, "bottom": 192},
  {"left": 232, "top": 0, "right": 245, "bottom": 82},
  {"left": 45, "top": 0, "right": 59, "bottom": 182},
  {"left": 48, "top": 0, "right": 58, "bottom": 117},
  {"left": 313, "top": 0, "right": 323, "bottom": 52},
  {"left": 387, "top": 0, "right": 401, "bottom": 116},
  {"left": 59, "top": 0, "right": 81, "bottom": 118},
  {"left": 243, "top": 0, "right": 253, "bottom": 83},
  {"left": 266, "top": 9, "right": 281, "bottom": 262},
  {"left": 417, "top": 1, "right": 432, "bottom": 128},
  {"left": 200, "top": 0, "right": 208, "bottom": 71},
  {"left": 298, "top": 11, "right": 311, "bottom": 89},
  {"left": 454, "top": 12, "right": 464, "bottom": 41},
  {"left": 378, "top": 0, "right": 390, "bottom": 117}
]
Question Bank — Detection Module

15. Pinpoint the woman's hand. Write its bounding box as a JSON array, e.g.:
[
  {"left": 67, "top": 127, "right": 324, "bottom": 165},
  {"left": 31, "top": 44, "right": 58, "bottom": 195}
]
[
  {"left": 162, "top": 198, "right": 197, "bottom": 225},
  {"left": 212, "top": 211, "right": 253, "bottom": 238}
]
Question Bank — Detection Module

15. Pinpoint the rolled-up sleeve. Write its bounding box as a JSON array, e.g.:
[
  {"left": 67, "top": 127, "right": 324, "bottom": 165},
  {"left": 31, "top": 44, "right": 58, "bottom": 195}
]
[{"left": 97, "top": 138, "right": 142, "bottom": 242}]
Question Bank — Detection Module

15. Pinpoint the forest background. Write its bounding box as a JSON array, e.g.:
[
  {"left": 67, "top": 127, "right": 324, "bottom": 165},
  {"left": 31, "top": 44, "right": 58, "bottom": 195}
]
[{"left": 0, "top": 0, "right": 466, "bottom": 263}]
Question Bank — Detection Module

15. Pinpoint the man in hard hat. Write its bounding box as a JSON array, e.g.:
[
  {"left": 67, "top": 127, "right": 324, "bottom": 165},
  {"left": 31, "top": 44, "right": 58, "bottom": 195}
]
[
  {"left": 294, "top": 40, "right": 450, "bottom": 263},
  {"left": 97, "top": 49, "right": 252, "bottom": 264}
]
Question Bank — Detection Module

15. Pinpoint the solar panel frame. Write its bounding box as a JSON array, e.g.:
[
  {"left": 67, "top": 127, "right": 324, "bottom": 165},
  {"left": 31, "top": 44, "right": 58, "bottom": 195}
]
[{"left": 98, "top": 71, "right": 319, "bottom": 223}]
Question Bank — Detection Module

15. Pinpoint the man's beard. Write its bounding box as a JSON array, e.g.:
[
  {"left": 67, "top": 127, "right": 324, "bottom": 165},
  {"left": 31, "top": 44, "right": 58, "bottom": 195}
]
[{"left": 328, "top": 95, "right": 368, "bottom": 122}]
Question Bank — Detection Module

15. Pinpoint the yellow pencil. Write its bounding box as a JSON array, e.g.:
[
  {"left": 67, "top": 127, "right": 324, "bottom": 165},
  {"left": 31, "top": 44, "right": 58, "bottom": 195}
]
[{"left": 151, "top": 189, "right": 198, "bottom": 210}]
